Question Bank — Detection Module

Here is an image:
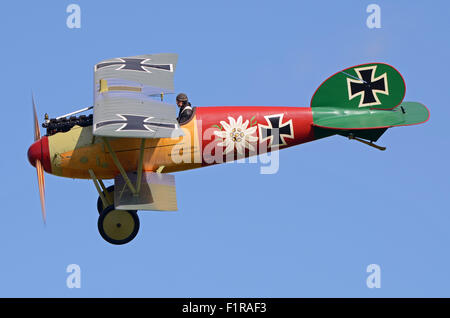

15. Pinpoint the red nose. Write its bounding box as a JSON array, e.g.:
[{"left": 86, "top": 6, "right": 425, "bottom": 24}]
[{"left": 27, "top": 137, "right": 51, "bottom": 172}]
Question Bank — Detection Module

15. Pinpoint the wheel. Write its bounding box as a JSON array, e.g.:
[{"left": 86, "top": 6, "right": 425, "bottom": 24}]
[
  {"left": 98, "top": 205, "right": 140, "bottom": 245},
  {"left": 97, "top": 185, "right": 114, "bottom": 214}
]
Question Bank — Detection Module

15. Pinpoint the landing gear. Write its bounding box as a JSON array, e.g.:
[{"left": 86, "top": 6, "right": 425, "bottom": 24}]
[
  {"left": 88, "top": 138, "right": 147, "bottom": 245},
  {"left": 96, "top": 185, "right": 114, "bottom": 213},
  {"left": 98, "top": 205, "right": 140, "bottom": 245}
]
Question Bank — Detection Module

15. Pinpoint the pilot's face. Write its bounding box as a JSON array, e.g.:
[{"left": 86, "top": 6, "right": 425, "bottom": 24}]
[{"left": 177, "top": 100, "right": 184, "bottom": 107}]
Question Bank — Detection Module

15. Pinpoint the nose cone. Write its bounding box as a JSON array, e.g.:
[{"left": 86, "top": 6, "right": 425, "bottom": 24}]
[
  {"left": 27, "top": 137, "right": 51, "bottom": 172},
  {"left": 27, "top": 140, "right": 41, "bottom": 166}
]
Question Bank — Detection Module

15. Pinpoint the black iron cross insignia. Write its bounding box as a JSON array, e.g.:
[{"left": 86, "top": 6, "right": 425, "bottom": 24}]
[
  {"left": 96, "top": 114, "right": 177, "bottom": 132},
  {"left": 346, "top": 66, "right": 389, "bottom": 107},
  {"left": 95, "top": 58, "right": 173, "bottom": 73},
  {"left": 258, "top": 114, "right": 294, "bottom": 147}
]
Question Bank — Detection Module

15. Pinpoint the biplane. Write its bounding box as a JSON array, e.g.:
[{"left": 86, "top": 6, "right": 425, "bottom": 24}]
[{"left": 27, "top": 54, "right": 429, "bottom": 245}]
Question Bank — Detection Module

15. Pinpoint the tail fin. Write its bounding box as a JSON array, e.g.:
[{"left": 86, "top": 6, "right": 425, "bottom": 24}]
[
  {"left": 311, "top": 63, "right": 405, "bottom": 110},
  {"left": 310, "top": 64, "right": 429, "bottom": 148}
]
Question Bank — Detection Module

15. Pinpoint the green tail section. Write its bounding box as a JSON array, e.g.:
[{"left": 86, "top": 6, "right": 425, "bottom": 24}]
[
  {"left": 311, "top": 63, "right": 405, "bottom": 110},
  {"left": 312, "top": 102, "right": 430, "bottom": 130},
  {"left": 310, "top": 63, "right": 429, "bottom": 137}
]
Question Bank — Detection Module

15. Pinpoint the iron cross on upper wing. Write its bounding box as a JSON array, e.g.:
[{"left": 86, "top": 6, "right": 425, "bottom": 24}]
[
  {"left": 346, "top": 66, "right": 389, "bottom": 107},
  {"left": 95, "top": 58, "right": 173, "bottom": 73},
  {"left": 95, "top": 114, "right": 177, "bottom": 132}
]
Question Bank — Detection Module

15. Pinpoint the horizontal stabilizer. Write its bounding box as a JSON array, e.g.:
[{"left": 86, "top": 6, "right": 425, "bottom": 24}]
[{"left": 312, "top": 102, "right": 429, "bottom": 130}]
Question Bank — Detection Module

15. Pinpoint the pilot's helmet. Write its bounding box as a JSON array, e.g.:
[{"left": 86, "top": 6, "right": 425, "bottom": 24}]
[{"left": 176, "top": 93, "right": 188, "bottom": 103}]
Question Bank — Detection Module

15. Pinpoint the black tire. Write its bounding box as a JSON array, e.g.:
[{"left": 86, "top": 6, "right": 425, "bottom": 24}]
[
  {"left": 98, "top": 205, "right": 139, "bottom": 245},
  {"left": 96, "top": 185, "right": 114, "bottom": 214}
]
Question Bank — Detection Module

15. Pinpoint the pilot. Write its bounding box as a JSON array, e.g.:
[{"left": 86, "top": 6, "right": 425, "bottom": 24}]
[{"left": 176, "top": 93, "right": 193, "bottom": 124}]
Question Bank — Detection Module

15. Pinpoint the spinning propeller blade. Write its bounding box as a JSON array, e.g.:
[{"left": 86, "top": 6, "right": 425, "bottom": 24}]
[
  {"left": 32, "top": 95, "right": 40, "bottom": 141},
  {"left": 32, "top": 95, "right": 46, "bottom": 224},
  {"left": 36, "top": 160, "right": 46, "bottom": 224}
]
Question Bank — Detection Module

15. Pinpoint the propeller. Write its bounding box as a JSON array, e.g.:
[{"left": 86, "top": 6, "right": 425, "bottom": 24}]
[{"left": 32, "top": 95, "right": 46, "bottom": 224}]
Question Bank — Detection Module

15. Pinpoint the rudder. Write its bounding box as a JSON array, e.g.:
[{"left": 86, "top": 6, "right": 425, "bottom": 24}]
[{"left": 311, "top": 63, "right": 405, "bottom": 110}]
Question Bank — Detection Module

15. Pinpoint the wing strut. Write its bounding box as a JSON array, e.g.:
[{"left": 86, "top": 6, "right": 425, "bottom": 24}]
[
  {"left": 136, "top": 139, "right": 146, "bottom": 194},
  {"left": 102, "top": 138, "right": 137, "bottom": 195},
  {"left": 102, "top": 137, "right": 147, "bottom": 196}
]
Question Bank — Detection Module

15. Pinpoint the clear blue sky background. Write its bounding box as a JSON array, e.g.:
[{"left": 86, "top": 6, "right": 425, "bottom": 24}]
[{"left": 0, "top": 0, "right": 449, "bottom": 297}]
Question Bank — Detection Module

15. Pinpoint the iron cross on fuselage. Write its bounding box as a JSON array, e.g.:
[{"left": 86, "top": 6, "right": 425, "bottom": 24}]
[
  {"left": 259, "top": 114, "right": 294, "bottom": 147},
  {"left": 95, "top": 58, "right": 173, "bottom": 73}
]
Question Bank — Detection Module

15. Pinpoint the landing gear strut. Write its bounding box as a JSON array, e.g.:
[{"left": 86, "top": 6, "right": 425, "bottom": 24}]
[
  {"left": 89, "top": 138, "right": 147, "bottom": 245},
  {"left": 89, "top": 169, "right": 141, "bottom": 245},
  {"left": 96, "top": 185, "right": 114, "bottom": 214}
]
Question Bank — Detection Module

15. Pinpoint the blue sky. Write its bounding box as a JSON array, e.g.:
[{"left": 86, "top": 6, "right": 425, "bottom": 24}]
[{"left": 0, "top": 0, "right": 449, "bottom": 297}]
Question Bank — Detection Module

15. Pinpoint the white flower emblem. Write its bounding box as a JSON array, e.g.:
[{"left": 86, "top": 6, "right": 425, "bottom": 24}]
[{"left": 213, "top": 116, "right": 258, "bottom": 155}]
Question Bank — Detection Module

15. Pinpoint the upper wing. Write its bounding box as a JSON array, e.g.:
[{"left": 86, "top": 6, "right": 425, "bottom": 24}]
[{"left": 93, "top": 53, "right": 184, "bottom": 138}]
